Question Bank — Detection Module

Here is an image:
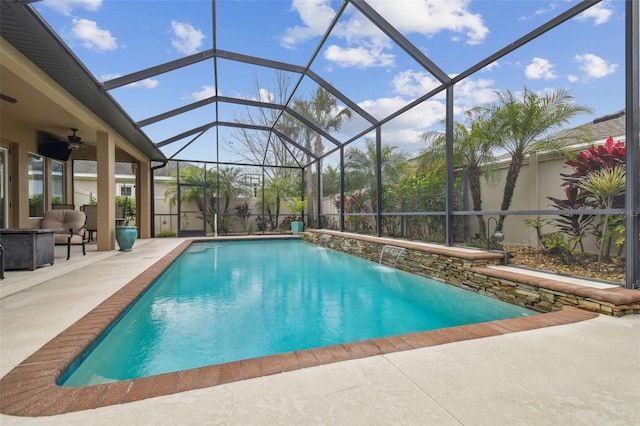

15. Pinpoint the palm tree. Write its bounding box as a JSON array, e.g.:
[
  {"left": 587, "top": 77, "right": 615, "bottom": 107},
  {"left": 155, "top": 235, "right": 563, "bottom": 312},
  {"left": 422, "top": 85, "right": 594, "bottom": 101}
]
[
  {"left": 578, "top": 165, "right": 626, "bottom": 270},
  {"left": 164, "top": 164, "right": 212, "bottom": 213},
  {"left": 293, "top": 87, "right": 352, "bottom": 222},
  {"left": 479, "top": 87, "right": 592, "bottom": 231},
  {"left": 261, "top": 174, "right": 297, "bottom": 229},
  {"left": 419, "top": 111, "right": 498, "bottom": 236},
  {"left": 322, "top": 164, "right": 340, "bottom": 197},
  {"left": 345, "top": 139, "right": 408, "bottom": 211},
  {"left": 216, "top": 167, "right": 249, "bottom": 215}
]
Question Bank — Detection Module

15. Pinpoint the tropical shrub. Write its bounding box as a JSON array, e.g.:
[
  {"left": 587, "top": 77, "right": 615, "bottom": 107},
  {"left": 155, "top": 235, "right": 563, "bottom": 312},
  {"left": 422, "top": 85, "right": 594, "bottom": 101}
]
[
  {"left": 255, "top": 215, "right": 269, "bottom": 232},
  {"left": 547, "top": 137, "right": 626, "bottom": 267},
  {"left": 235, "top": 201, "right": 251, "bottom": 233},
  {"left": 523, "top": 216, "right": 550, "bottom": 250},
  {"left": 564, "top": 136, "right": 626, "bottom": 178},
  {"left": 334, "top": 190, "right": 370, "bottom": 232},
  {"left": 382, "top": 173, "right": 462, "bottom": 243},
  {"left": 578, "top": 165, "right": 626, "bottom": 269},
  {"left": 115, "top": 195, "right": 136, "bottom": 225},
  {"left": 540, "top": 232, "right": 577, "bottom": 265},
  {"left": 547, "top": 185, "right": 594, "bottom": 253}
]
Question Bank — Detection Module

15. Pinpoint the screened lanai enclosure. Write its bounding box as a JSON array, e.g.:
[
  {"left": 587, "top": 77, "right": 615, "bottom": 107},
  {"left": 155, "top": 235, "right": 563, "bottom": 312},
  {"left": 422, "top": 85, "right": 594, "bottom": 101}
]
[{"left": 8, "top": 0, "right": 639, "bottom": 288}]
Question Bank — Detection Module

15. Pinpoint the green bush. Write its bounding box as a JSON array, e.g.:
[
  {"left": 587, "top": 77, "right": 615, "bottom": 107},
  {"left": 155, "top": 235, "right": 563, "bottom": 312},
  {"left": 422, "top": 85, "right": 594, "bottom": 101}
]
[
  {"left": 157, "top": 230, "right": 177, "bottom": 238},
  {"left": 540, "top": 232, "right": 576, "bottom": 265}
]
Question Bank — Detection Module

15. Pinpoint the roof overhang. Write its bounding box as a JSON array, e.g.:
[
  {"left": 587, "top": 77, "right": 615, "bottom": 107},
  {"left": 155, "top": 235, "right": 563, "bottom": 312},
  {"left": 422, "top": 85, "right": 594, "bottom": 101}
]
[{"left": 0, "top": 1, "right": 167, "bottom": 162}]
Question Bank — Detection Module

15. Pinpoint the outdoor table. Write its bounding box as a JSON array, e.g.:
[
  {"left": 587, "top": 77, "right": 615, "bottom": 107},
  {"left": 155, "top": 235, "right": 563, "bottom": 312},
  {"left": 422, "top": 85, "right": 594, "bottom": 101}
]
[{"left": 0, "top": 228, "right": 57, "bottom": 270}]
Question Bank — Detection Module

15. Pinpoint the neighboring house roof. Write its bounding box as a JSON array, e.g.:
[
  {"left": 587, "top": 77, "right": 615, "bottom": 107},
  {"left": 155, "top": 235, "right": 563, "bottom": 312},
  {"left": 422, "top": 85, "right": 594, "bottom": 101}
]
[
  {"left": 74, "top": 160, "right": 177, "bottom": 176},
  {"left": 0, "top": 2, "right": 166, "bottom": 162},
  {"left": 73, "top": 161, "right": 137, "bottom": 176},
  {"left": 552, "top": 110, "right": 626, "bottom": 145}
]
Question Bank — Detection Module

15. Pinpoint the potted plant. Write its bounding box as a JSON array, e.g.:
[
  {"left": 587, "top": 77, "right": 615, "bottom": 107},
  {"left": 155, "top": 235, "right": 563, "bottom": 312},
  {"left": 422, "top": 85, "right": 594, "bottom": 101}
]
[
  {"left": 287, "top": 199, "right": 306, "bottom": 235},
  {"left": 115, "top": 196, "right": 137, "bottom": 251}
]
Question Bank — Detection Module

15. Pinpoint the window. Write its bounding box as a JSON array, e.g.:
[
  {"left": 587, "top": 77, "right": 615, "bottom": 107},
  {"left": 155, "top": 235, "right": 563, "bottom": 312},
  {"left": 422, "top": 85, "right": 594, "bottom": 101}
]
[
  {"left": 51, "top": 160, "right": 65, "bottom": 204},
  {"left": 118, "top": 183, "right": 135, "bottom": 197},
  {"left": 28, "top": 153, "right": 44, "bottom": 218}
]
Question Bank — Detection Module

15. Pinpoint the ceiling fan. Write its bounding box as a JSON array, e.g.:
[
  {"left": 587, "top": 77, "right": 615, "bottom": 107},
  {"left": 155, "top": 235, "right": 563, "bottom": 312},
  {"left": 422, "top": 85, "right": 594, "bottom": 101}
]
[
  {"left": 67, "top": 128, "right": 83, "bottom": 150},
  {"left": 0, "top": 93, "right": 17, "bottom": 103}
]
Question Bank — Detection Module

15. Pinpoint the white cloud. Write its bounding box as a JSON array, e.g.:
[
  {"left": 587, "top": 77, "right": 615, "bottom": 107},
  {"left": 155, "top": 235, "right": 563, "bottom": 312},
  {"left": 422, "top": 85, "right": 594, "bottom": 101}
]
[
  {"left": 525, "top": 57, "right": 557, "bottom": 80},
  {"left": 574, "top": 53, "right": 617, "bottom": 78},
  {"left": 343, "top": 97, "right": 445, "bottom": 152},
  {"left": 192, "top": 85, "right": 216, "bottom": 101},
  {"left": 481, "top": 61, "right": 500, "bottom": 72},
  {"left": 453, "top": 77, "right": 497, "bottom": 110},
  {"left": 359, "top": 97, "right": 417, "bottom": 119},
  {"left": 280, "top": 0, "right": 336, "bottom": 48},
  {"left": 341, "top": 74, "right": 497, "bottom": 153},
  {"left": 101, "top": 73, "right": 159, "bottom": 88},
  {"left": 101, "top": 73, "right": 120, "bottom": 81},
  {"left": 129, "top": 79, "right": 159, "bottom": 89},
  {"left": 391, "top": 70, "right": 440, "bottom": 97},
  {"left": 390, "top": 70, "right": 495, "bottom": 111},
  {"left": 171, "top": 21, "right": 205, "bottom": 55},
  {"left": 282, "top": 0, "right": 488, "bottom": 70},
  {"left": 576, "top": 1, "right": 613, "bottom": 25},
  {"left": 324, "top": 45, "right": 395, "bottom": 69},
  {"left": 257, "top": 88, "right": 275, "bottom": 103},
  {"left": 71, "top": 18, "right": 117, "bottom": 52},
  {"left": 42, "top": 0, "right": 102, "bottom": 16},
  {"left": 567, "top": 74, "right": 579, "bottom": 83},
  {"left": 533, "top": 2, "right": 557, "bottom": 17},
  {"left": 365, "top": 0, "right": 489, "bottom": 45}
]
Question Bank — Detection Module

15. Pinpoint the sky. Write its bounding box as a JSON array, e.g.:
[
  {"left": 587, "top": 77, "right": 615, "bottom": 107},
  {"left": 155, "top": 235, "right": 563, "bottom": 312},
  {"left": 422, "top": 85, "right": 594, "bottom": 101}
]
[{"left": 33, "top": 0, "right": 627, "bottom": 165}]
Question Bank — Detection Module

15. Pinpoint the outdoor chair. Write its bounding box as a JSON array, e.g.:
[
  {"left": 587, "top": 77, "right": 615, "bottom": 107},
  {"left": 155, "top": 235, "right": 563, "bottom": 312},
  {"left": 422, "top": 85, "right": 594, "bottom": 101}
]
[
  {"left": 115, "top": 206, "right": 125, "bottom": 226},
  {"left": 41, "top": 209, "right": 86, "bottom": 260},
  {"left": 80, "top": 204, "right": 98, "bottom": 242},
  {"left": 52, "top": 203, "right": 75, "bottom": 210}
]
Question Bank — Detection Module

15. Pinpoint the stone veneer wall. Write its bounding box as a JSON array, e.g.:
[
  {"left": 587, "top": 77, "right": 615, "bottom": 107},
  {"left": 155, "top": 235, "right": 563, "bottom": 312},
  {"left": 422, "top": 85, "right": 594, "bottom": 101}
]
[{"left": 302, "top": 230, "right": 640, "bottom": 317}]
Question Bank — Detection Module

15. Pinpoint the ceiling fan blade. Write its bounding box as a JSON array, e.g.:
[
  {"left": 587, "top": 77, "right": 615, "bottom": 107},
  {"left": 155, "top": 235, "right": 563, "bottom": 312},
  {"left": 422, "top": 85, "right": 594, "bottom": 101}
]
[{"left": 0, "top": 93, "right": 17, "bottom": 103}]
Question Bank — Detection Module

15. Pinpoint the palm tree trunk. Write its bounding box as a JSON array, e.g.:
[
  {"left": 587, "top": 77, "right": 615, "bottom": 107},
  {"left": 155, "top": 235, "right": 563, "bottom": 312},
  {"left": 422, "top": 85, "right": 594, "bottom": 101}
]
[
  {"left": 274, "top": 197, "right": 281, "bottom": 230},
  {"left": 497, "top": 154, "right": 524, "bottom": 231},
  {"left": 306, "top": 139, "right": 315, "bottom": 224},
  {"left": 305, "top": 164, "right": 313, "bottom": 217},
  {"left": 467, "top": 164, "right": 485, "bottom": 236},
  {"left": 597, "top": 215, "right": 609, "bottom": 271}
]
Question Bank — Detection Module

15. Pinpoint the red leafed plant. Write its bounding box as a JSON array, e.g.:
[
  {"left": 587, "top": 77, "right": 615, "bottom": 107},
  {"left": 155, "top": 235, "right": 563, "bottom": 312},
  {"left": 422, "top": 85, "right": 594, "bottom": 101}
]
[
  {"left": 547, "top": 136, "right": 626, "bottom": 260},
  {"left": 563, "top": 136, "right": 626, "bottom": 179}
]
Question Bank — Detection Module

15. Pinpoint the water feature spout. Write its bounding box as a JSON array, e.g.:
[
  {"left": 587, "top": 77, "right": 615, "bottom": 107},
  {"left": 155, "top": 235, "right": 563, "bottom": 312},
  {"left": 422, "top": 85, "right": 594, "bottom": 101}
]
[{"left": 379, "top": 245, "right": 406, "bottom": 268}]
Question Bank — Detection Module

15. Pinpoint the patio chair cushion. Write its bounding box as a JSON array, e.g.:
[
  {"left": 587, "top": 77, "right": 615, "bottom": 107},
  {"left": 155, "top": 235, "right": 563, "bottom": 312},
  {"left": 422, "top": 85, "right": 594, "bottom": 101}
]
[{"left": 42, "top": 209, "right": 85, "bottom": 235}]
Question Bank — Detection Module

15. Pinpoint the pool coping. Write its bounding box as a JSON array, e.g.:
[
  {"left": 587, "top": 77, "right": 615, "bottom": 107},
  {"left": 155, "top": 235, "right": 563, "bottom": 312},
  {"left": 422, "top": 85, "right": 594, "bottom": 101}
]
[{"left": 0, "top": 237, "right": 599, "bottom": 417}]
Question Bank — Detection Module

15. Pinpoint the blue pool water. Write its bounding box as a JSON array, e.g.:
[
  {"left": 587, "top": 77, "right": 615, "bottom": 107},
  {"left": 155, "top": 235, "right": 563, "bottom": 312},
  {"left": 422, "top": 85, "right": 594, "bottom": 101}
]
[{"left": 61, "top": 240, "right": 535, "bottom": 386}]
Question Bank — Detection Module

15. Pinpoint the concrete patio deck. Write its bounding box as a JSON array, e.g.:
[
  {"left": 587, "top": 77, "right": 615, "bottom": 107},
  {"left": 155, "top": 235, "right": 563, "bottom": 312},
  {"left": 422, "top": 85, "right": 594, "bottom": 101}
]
[{"left": 1, "top": 238, "right": 638, "bottom": 425}]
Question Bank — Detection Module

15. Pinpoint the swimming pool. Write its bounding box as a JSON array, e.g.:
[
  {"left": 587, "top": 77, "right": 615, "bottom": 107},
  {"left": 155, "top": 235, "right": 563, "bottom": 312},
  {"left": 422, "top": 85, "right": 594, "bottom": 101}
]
[{"left": 60, "top": 239, "right": 535, "bottom": 386}]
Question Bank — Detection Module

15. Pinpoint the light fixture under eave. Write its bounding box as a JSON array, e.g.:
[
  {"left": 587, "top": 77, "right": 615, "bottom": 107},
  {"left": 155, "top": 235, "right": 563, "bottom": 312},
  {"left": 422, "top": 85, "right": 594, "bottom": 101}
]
[{"left": 67, "top": 128, "right": 82, "bottom": 150}]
